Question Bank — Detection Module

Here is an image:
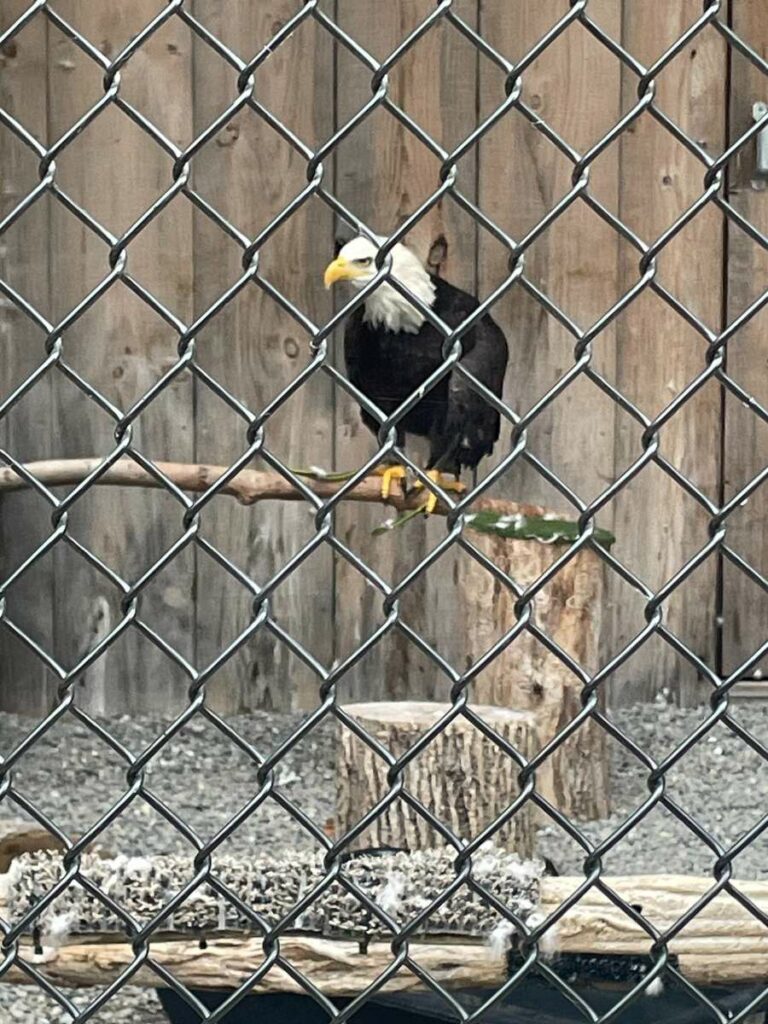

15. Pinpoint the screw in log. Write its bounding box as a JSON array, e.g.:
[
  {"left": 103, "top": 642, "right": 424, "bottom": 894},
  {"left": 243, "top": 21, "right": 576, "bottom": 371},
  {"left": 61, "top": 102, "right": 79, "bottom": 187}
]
[
  {"left": 457, "top": 498, "right": 609, "bottom": 822},
  {"left": 336, "top": 701, "right": 538, "bottom": 855}
]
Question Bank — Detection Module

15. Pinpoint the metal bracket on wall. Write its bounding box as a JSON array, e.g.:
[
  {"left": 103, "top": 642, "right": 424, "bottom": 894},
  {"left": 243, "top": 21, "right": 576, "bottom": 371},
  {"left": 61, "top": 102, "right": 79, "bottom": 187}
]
[{"left": 753, "top": 101, "right": 768, "bottom": 176}]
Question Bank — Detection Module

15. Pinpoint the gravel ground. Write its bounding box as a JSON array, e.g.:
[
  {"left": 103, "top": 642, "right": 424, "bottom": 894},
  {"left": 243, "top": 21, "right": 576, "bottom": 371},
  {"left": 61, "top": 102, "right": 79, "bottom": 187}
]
[{"left": 1, "top": 699, "right": 767, "bottom": 1021}]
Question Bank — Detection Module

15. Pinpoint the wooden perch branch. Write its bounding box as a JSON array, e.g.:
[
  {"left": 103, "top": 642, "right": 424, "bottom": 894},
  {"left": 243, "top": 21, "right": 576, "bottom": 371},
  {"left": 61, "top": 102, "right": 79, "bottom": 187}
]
[
  {"left": 0, "top": 459, "right": 616, "bottom": 547},
  {"left": 0, "top": 458, "right": 427, "bottom": 511}
]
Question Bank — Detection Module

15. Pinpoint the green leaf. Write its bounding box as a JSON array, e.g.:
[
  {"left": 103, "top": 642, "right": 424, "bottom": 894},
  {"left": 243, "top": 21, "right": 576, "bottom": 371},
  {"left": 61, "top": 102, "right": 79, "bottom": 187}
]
[
  {"left": 290, "top": 466, "right": 360, "bottom": 483},
  {"left": 462, "top": 509, "right": 615, "bottom": 549},
  {"left": 371, "top": 506, "right": 615, "bottom": 548}
]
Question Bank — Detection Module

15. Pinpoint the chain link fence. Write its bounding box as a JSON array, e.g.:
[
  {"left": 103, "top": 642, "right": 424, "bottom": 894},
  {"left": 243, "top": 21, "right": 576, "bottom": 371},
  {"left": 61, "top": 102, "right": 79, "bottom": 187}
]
[{"left": 1, "top": 0, "right": 768, "bottom": 1021}]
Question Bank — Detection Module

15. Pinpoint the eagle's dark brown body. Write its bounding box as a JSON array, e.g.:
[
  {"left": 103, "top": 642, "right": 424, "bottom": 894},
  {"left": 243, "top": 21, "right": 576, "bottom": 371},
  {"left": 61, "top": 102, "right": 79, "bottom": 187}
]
[{"left": 344, "top": 276, "right": 508, "bottom": 476}]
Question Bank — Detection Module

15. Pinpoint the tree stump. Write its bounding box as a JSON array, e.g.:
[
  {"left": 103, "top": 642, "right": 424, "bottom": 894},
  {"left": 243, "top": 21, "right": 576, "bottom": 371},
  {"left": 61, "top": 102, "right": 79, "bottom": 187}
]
[
  {"left": 456, "top": 498, "right": 609, "bottom": 821},
  {"left": 336, "top": 701, "right": 538, "bottom": 856}
]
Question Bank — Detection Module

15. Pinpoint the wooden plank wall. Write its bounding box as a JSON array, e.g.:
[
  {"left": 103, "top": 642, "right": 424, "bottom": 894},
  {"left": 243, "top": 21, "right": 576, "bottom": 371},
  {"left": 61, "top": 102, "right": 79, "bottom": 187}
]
[
  {"left": 0, "top": 2, "right": 54, "bottom": 715},
  {"left": 190, "top": 3, "right": 334, "bottom": 713},
  {"left": 0, "top": 1, "right": 763, "bottom": 714},
  {"left": 611, "top": 2, "right": 727, "bottom": 704},
  {"left": 47, "top": 1, "right": 196, "bottom": 716},
  {"left": 723, "top": 0, "right": 768, "bottom": 684},
  {"left": 473, "top": 0, "right": 621, "bottom": 700}
]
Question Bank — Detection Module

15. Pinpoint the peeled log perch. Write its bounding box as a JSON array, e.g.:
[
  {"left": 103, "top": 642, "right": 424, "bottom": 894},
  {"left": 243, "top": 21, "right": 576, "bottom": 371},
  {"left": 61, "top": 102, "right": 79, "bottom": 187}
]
[
  {"left": 540, "top": 874, "right": 768, "bottom": 985},
  {"left": 337, "top": 701, "right": 537, "bottom": 855},
  {"left": 5, "top": 853, "right": 768, "bottom": 989},
  {"left": 456, "top": 498, "right": 609, "bottom": 822},
  {"left": 5, "top": 937, "right": 506, "bottom": 994},
  {"left": 0, "top": 846, "right": 536, "bottom": 992}
]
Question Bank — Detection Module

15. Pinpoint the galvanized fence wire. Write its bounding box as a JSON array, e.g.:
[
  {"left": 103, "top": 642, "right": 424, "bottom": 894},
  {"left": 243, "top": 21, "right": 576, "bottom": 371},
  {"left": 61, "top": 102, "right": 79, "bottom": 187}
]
[{"left": 0, "top": 0, "right": 767, "bottom": 1021}]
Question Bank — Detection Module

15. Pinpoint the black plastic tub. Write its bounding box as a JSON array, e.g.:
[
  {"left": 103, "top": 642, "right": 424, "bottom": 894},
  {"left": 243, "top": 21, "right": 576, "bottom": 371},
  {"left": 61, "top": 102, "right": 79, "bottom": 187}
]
[{"left": 157, "top": 978, "right": 768, "bottom": 1023}]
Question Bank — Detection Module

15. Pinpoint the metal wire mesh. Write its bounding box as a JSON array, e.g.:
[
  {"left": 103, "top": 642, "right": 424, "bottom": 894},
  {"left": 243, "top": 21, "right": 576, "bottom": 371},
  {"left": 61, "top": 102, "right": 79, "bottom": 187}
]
[{"left": 0, "top": 0, "right": 767, "bottom": 1021}]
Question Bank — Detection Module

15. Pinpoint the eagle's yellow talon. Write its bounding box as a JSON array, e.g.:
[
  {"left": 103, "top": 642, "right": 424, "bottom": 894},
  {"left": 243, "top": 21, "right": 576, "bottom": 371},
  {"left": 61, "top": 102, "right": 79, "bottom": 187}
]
[
  {"left": 413, "top": 470, "right": 466, "bottom": 513},
  {"left": 375, "top": 464, "right": 408, "bottom": 500},
  {"left": 445, "top": 478, "right": 467, "bottom": 495}
]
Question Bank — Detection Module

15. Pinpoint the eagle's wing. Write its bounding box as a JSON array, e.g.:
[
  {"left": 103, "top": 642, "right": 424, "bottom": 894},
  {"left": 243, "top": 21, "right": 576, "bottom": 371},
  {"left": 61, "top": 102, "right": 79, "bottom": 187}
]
[
  {"left": 428, "top": 278, "right": 508, "bottom": 472},
  {"left": 343, "top": 306, "right": 380, "bottom": 438}
]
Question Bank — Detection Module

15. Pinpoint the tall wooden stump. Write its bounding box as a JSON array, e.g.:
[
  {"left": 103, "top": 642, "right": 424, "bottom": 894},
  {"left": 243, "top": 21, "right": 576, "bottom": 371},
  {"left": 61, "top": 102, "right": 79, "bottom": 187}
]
[
  {"left": 336, "top": 701, "right": 538, "bottom": 856},
  {"left": 457, "top": 499, "right": 609, "bottom": 821}
]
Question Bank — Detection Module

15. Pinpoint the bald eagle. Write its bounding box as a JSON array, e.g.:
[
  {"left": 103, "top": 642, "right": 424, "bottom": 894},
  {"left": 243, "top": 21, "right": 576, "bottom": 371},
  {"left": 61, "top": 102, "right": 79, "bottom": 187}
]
[{"left": 324, "top": 236, "right": 508, "bottom": 512}]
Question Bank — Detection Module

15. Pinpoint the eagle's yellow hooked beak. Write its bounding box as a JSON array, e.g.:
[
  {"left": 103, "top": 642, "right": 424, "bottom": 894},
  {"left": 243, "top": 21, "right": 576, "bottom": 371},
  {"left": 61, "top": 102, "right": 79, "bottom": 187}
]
[{"left": 324, "top": 256, "right": 361, "bottom": 289}]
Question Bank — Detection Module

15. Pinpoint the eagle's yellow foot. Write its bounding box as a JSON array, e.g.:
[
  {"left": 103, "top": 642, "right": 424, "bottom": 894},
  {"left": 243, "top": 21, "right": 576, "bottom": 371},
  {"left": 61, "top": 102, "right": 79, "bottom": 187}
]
[
  {"left": 374, "top": 464, "right": 408, "bottom": 500},
  {"left": 414, "top": 470, "right": 466, "bottom": 514}
]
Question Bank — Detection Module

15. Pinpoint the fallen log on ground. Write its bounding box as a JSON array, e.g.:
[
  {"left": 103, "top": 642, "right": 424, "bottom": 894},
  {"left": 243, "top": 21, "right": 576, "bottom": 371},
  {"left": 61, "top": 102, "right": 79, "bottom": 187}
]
[{"left": 1, "top": 846, "right": 767, "bottom": 989}]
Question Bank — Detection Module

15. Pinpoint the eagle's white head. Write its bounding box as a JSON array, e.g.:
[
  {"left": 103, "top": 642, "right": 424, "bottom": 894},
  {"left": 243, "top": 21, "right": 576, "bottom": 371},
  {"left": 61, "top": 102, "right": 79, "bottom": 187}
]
[{"left": 323, "top": 235, "right": 436, "bottom": 334}]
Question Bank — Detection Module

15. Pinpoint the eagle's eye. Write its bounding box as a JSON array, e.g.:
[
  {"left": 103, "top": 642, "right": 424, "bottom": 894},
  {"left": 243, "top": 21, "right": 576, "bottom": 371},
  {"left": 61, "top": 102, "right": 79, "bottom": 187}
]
[{"left": 353, "top": 257, "right": 372, "bottom": 267}]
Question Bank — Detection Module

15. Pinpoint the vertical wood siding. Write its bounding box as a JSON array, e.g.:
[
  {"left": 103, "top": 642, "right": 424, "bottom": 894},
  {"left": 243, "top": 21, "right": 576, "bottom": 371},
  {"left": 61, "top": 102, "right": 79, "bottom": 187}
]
[
  {"left": 0, "top": 1, "right": 758, "bottom": 712},
  {"left": 722, "top": 0, "right": 768, "bottom": 684}
]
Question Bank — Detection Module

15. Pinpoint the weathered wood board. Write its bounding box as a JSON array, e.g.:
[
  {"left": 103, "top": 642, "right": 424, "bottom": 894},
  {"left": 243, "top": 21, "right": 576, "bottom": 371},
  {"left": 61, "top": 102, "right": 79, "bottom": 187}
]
[
  {"left": 610, "top": 3, "right": 727, "bottom": 704},
  {"left": 0, "top": 2, "right": 56, "bottom": 714},
  {"left": 332, "top": 0, "right": 479, "bottom": 704},
  {"left": 475, "top": 1, "right": 622, "bottom": 709},
  {"left": 190, "top": 2, "right": 334, "bottom": 713},
  {"left": 45, "top": 2, "right": 196, "bottom": 714},
  {"left": 722, "top": 0, "right": 768, "bottom": 685}
]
